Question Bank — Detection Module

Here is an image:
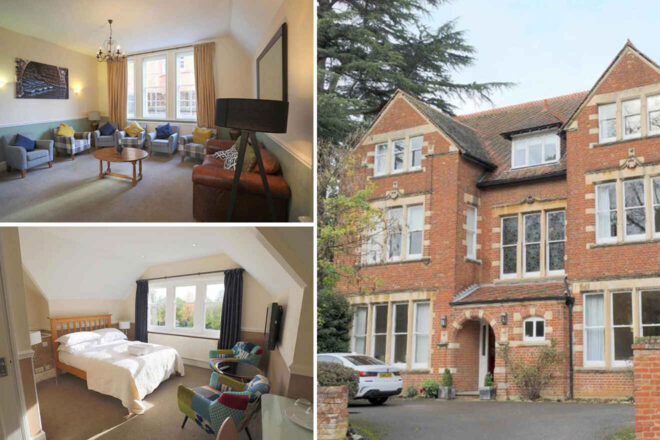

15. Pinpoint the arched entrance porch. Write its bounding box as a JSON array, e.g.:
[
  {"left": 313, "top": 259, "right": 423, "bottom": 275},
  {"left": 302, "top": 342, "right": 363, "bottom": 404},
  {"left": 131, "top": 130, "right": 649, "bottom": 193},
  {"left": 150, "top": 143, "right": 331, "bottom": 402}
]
[{"left": 451, "top": 318, "right": 496, "bottom": 392}]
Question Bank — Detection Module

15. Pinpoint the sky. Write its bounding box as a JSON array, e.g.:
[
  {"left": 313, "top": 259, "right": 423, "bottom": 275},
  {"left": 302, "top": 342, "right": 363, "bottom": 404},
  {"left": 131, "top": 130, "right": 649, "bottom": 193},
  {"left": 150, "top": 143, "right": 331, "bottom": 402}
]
[{"left": 422, "top": 0, "right": 660, "bottom": 115}]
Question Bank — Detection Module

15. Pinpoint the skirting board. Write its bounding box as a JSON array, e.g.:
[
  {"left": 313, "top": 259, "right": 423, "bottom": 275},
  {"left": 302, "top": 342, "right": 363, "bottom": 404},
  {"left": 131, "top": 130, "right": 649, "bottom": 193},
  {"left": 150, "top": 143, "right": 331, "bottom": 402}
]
[
  {"left": 182, "top": 357, "right": 212, "bottom": 369},
  {"left": 31, "top": 431, "right": 47, "bottom": 440}
]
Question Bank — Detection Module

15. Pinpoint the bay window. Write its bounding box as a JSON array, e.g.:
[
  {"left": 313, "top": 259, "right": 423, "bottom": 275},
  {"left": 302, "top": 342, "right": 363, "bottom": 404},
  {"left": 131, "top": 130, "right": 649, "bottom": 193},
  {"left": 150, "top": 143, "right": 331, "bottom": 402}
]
[
  {"left": 352, "top": 306, "right": 368, "bottom": 354},
  {"left": 623, "top": 178, "right": 646, "bottom": 240},
  {"left": 466, "top": 205, "right": 477, "bottom": 259},
  {"left": 143, "top": 56, "right": 167, "bottom": 118},
  {"left": 412, "top": 302, "right": 430, "bottom": 368},
  {"left": 501, "top": 216, "right": 518, "bottom": 278},
  {"left": 641, "top": 290, "right": 660, "bottom": 337},
  {"left": 176, "top": 52, "right": 196, "bottom": 120},
  {"left": 611, "top": 291, "right": 633, "bottom": 365},
  {"left": 406, "top": 205, "right": 423, "bottom": 258},
  {"left": 374, "top": 143, "right": 387, "bottom": 176},
  {"left": 391, "top": 303, "right": 408, "bottom": 365},
  {"left": 127, "top": 59, "right": 135, "bottom": 119},
  {"left": 622, "top": 99, "right": 641, "bottom": 139},
  {"left": 511, "top": 132, "right": 559, "bottom": 168},
  {"left": 584, "top": 293, "right": 605, "bottom": 366},
  {"left": 371, "top": 304, "right": 388, "bottom": 361},
  {"left": 523, "top": 213, "right": 541, "bottom": 276},
  {"left": 648, "top": 95, "right": 660, "bottom": 136},
  {"left": 546, "top": 210, "right": 565, "bottom": 274},
  {"left": 598, "top": 103, "right": 616, "bottom": 143},
  {"left": 596, "top": 183, "right": 618, "bottom": 243}
]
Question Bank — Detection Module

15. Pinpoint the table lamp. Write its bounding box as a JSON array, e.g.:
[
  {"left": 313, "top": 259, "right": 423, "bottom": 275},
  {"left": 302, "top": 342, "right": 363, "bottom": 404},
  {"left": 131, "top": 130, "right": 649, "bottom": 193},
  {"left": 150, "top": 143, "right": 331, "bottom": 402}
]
[
  {"left": 88, "top": 111, "right": 101, "bottom": 131},
  {"left": 214, "top": 98, "right": 289, "bottom": 221},
  {"left": 119, "top": 321, "right": 130, "bottom": 336}
]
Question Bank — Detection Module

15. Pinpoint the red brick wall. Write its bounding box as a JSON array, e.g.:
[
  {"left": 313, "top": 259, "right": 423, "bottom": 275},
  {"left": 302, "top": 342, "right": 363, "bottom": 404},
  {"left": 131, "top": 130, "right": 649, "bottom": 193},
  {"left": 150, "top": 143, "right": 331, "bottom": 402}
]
[
  {"left": 592, "top": 50, "right": 660, "bottom": 95},
  {"left": 632, "top": 338, "right": 660, "bottom": 439}
]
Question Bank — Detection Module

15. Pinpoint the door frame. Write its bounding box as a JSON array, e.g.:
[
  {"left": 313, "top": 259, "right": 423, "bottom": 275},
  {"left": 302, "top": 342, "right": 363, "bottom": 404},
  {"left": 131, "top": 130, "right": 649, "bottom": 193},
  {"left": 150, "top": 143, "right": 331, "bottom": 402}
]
[
  {"left": 478, "top": 320, "right": 489, "bottom": 388},
  {"left": 0, "top": 232, "right": 30, "bottom": 440}
]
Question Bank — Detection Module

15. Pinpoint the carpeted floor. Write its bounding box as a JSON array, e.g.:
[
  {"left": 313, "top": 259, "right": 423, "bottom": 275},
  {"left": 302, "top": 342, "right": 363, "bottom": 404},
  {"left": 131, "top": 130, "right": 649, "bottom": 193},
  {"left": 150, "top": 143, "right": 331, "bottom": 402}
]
[
  {"left": 0, "top": 149, "right": 197, "bottom": 222},
  {"left": 37, "top": 365, "right": 261, "bottom": 440}
]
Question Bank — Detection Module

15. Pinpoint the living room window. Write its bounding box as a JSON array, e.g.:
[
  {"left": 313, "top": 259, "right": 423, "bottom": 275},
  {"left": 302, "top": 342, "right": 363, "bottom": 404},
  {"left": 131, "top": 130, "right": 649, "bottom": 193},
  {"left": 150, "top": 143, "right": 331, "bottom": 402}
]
[
  {"left": 596, "top": 182, "right": 618, "bottom": 243},
  {"left": 412, "top": 302, "right": 430, "bottom": 368},
  {"left": 598, "top": 103, "right": 617, "bottom": 143},
  {"left": 584, "top": 293, "right": 605, "bottom": 366},
  {"left": 523, "top": 317, "right": 545, "bottom": 342},
  {"left": 390, "top": 303, "right": 408, "bottom": 365},
  {"left": 352, "top": 306, "right": 368, "bottom": 354},
  {"left": 611, "top": 291, "right": 633, "bottom": 366},
  {"left": 622, "top": 98, "right": 641, "bottom": 139},
  {"left": 511, "top": 131, "right": 559, "bottom": 169},
  {"left": 466, "top": 205, "right": 477, "bottom": 260},
  {"left": 176, "top": 52, "right": 196, "bottom": 120},
  {"left": 127, "top": 59, "right": 135, "bottom": 119},
  {"left": 371, "top": 304, "right": 388, "bottom": 361},
  {"left": 143, "top": 55, "right": 167, "bottom": 118},
  {"left": 648, "top": 95, "right": 660, "bottom": 136}
]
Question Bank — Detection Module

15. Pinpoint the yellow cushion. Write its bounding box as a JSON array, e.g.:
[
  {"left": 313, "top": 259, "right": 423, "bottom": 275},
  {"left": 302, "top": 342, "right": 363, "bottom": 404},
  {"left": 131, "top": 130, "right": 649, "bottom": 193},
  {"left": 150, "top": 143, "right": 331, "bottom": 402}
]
[
  {"left": 124, "top": 122, "right": 144, "bottom": 138},
  {"left": 192, "top": 127, "right": 213, "bottom": 145},
  {"left": 57, "top": 123, "right": 75, "bottom": 137}
]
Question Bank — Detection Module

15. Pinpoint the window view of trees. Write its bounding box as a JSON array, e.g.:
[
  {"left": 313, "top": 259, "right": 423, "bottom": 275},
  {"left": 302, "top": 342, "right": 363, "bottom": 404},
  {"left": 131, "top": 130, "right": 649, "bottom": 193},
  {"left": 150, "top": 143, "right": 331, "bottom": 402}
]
[
  {"left": 149, "top": 288, "right": 166, "bottom": 326},
  {"left": 205, "top": 284, "right": 224, "bottom": 330},
  {"left": 175, "top": 286, "right": 196, "bottom": 328}
]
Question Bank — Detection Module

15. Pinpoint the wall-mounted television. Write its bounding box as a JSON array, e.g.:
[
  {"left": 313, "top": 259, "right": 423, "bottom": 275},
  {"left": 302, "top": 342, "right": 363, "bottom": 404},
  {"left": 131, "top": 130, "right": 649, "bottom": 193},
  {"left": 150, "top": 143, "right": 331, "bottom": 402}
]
[{"left": 264, "top": 302, "right": 283, "bottom": 351}]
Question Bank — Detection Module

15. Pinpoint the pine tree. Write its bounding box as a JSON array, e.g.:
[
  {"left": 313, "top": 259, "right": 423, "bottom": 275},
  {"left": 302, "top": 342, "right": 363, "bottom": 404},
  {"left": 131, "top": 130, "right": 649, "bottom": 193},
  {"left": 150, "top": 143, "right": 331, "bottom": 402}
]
[{"left": 318, "top": 0, "right": 512, "bottom": 142}]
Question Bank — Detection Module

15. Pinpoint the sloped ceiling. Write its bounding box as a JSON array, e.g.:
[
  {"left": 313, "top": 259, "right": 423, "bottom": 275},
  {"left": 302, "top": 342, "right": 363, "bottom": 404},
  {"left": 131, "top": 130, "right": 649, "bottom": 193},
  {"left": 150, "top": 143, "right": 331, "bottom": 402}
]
[
  {"left": 18, "top": 227, "right": 302, "bottom": 300},
  {"left": 0, "top": 0, "right": 282, "bottom": 56}
]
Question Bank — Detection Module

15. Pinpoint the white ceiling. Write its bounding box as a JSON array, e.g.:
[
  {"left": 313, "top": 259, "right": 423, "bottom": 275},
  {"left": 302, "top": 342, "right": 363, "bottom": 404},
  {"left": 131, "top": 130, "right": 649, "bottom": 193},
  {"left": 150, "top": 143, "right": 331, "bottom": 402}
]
[
  {"left": 0, "top": 0, "right": 282, "bottom": 56},
  {"left": 18, "top": 227, "right": 301, "bottom": 300}
]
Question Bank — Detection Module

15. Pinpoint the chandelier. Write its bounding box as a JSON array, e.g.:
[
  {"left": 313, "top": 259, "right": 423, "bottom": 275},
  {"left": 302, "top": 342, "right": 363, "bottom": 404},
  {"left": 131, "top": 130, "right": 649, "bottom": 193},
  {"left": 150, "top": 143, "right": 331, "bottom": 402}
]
[{"left": 96, "top": 19, "right": 123, "bottom": 62}]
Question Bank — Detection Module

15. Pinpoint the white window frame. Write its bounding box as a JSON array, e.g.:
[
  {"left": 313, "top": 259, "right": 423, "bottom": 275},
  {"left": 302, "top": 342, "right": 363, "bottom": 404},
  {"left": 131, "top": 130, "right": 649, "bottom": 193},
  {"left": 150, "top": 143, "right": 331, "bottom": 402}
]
[
  {"left": 386, "top": 207, "right": 403, "bottom": 262},
  {"left": 412, "top": 301, "right": 430, "bottom": 368},
  {"left": 583, "top": 292, "right": 606, "bottom": 367},
  {"left": 147, "top": 286, "right": 167, "bottom": 329},
  {"left": 523, "top": 317, "right": 545, "bottom": 342},
  {"left": 653, "top": 177, "right": 660, "bottom": 238},
  {"left": 406, "top": 205, "right": 423, "bottom": 259},
  {"left": 598, "top": 103, "right": 617, "bottom": 143},
  {"left": 175, "top": 51, "right": 196, "bottom": 120},
  {"left": 142, "top": 54, "right": 167, "bottom": 119},
  {"left": 623, "top": 178, "right": 646, "bottom": 241},
  {"left": 595, "top": 182, "right": 618, "bottom": 244},
  {"left": 127, "top": 59, "right": 135, "bottom": 119},
  {"left": 370, "top": 304, "right": 388, "bottom": 361},
  {"left": 146, "top": 274, "right": 225, "bottom": 338},
  {"left": 622, "top": 98, "right": 641, "bottom": 140},
  {"left": 523, "top": 212, "right": 541, "bottom": 278},
  {"left": 351, "top": 306, "right": 368, "bottom": 354},
  {"left": 546, "top": 210, "right": 565, "bottom": 275},
  {"left": 466, "top": 205, "right": 477, "bottom": 260},
  {"left": 390, "top": 302, "right": 408, "bottom": 366},
  {"left": 510, "top": 131, "right": 560, "bottom": 169},
  {"left": 610, "top": 291, "right": 633, "bottom": 367},
  {"left": 500, "top": 216, "right": 518, "bottom": 279},
  {"left": 391, "top": 139, "right": 405, "bottom": 173},
  {"left": 364, "top": 221, "right": 384, "bottom": 265},
  {"left": 409, "top": 135, "right": 423, "bottom": 170},
  {"left": 640, "top": 290, "right": 660, "bottom": 337},
  {"left": 374, "top": 143, "right": 388, "bottom": 177},
  {"left": 648, "top": 95, "right": 660, "bottom": 136}
]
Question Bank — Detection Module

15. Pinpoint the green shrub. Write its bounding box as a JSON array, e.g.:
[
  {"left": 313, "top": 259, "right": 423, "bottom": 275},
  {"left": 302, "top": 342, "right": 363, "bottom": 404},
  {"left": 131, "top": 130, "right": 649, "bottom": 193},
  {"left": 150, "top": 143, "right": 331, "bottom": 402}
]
[
  {"left": 484, "top": 372, "right": 494, "bottom": 387},
  {"left": 441, "top": 368, "right": 453, "bottom": 387},
  {"left": 499, "top": 340, "right": 562, "bottom": 400},
  {"left": 421, "top": 378, "right": 439, "bottom": 398},
  {"left": 317, "top": 362, "right": 359, "bottom": 400},
  {"left": 404, "top": 385, "right": 418, "bottom": 398}
]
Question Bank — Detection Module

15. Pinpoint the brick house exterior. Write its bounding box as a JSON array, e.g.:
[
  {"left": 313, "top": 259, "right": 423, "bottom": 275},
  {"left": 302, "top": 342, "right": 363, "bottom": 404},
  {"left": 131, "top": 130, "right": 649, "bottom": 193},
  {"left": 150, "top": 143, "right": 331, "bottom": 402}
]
[{"left": 338, "top": 41, "right": 660, "bottom": 400}]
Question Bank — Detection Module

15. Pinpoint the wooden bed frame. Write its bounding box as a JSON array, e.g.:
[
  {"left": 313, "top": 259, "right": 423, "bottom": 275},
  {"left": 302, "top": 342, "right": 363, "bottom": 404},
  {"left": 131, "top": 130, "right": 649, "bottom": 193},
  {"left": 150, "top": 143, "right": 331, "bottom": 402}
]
[{"left": 50, "top": 314, "right": 112, "bottom": 381}]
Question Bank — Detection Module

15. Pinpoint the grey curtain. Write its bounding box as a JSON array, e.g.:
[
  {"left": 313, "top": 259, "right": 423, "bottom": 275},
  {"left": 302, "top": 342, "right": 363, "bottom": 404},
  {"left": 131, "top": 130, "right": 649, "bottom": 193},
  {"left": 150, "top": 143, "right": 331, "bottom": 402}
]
[
  {"left": 218, "top": 269, "right": 244, "bottom": 349},
  {"left": 135, "top": 280, "right": 149, "bottom": 343}
]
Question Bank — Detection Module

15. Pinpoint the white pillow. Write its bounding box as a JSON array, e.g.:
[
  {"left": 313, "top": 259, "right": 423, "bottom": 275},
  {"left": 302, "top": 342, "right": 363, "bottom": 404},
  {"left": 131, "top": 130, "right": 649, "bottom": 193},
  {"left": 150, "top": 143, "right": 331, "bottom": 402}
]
[
  {"left": 92, "top": 328, "right": 127, "bottom": 343},
  {"left": 58, "top": 341, "right": 94, "bottom": 353},
  {"left": 55, "top": 331, "right": 101, "bottom": 346}
]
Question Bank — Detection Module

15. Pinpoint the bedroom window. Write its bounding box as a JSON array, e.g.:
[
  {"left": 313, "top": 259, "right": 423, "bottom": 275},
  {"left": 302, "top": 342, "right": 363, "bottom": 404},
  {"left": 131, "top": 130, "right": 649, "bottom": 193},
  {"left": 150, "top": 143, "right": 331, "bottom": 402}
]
[
  {"left": 466, "top": 205, "right": 477, "bottom": 260},
  {"left": 510, "top": 132, "right": 559, "bottom": 169},
  {"left": 648, "top": 95, "right": 660, "bottom": 136},
  {"left": 392, "top": 139, "right": 405, "bottom": 173},
  {"left": 204, "top": 283, "right": 224, "bottom": 331},
  {"left": 374, "top": 143, "right": 387, "bottom": 176},
  {"left": 175, "top": 285, "right": 196, "bottom": 328},
  {"left": 598, "top": 103, "right": 616, "bottom": 143},
  {"left": 501, "top": 216, "right": 518, "bottom": 278},
  {"left": 623, "top": 178, "right": 646, "bottom": 240},
  {"left": 596, "top": 183, "right": 617, "bottom": 243},
  {"left": 622, "top": 99, "right": 641, "bottom": 139},
  {"left": 149, "top": 287, "right": 166, "bottom": 327},
  {"left": 409, "top": 136, "right": 423, "bottom": 170}
]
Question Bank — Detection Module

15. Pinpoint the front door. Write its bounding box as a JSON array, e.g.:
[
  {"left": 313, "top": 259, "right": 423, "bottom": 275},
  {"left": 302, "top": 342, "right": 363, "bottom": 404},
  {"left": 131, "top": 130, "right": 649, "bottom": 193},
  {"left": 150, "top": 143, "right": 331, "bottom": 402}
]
[{"left": 478, "top": 320, "right": 489, "bottom": 388}]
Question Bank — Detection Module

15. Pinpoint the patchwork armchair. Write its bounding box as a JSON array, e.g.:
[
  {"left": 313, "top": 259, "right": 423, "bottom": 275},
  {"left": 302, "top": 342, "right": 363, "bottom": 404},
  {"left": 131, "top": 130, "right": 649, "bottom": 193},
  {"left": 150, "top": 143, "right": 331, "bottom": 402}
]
[
  {"left": 209, "top": 341, "right": 263, "bottom": 368},
  {"left": 51, "top": 128, "right": 91, "bottom": 160},
  {"left": 93, "top": 128, "right": 119, "bottom": 149},
  {"left": 116, "top": 122, "right": 147, "bottom": 149},
  {"left": 177, "top": 372, "right": 270, "bottom": 439},
  {"left": 146, "top": 124, "right": 179, "bottom": 157},
  {"left": 180, "top": 127, "right": 217, "bottom": 163},
  {"left": 0, "top": 133, "right": 53, "bottom": 178}
]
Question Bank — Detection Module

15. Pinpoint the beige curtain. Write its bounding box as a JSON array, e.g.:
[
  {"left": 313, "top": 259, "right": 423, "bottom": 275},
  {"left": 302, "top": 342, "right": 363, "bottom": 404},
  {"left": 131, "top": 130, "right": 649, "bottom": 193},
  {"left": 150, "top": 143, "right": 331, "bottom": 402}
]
[
  {"left": 194, "top": 42, "right": 216, "bottom": 128},
  {"left": 107, "top": 57, "right": 128, "bottom": 129}
]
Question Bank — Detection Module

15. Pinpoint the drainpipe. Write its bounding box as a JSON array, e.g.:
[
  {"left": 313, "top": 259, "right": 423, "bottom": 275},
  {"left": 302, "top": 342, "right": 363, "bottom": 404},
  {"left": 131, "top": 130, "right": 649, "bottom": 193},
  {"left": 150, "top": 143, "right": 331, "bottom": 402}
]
[{"left": 563, "top": 276, "right": 575, "bottom": 400}]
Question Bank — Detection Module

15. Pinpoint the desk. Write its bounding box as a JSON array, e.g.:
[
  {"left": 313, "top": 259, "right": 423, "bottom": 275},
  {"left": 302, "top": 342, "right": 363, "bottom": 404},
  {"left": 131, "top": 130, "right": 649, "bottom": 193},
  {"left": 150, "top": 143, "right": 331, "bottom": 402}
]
[{"left": 261, "top": 395, "right": 312, "bottom": 440}]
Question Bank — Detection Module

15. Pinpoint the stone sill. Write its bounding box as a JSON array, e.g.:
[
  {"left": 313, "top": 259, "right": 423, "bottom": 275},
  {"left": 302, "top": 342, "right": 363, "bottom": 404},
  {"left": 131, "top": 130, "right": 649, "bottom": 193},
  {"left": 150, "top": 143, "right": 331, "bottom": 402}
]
[
  {"left": 359, "top": 258, "right": 431, "bottom": 268},
  {"left": 493, "top": 275, "right": 565, "bottom": 284},
  {"left": 370, "top": 169, "right": 424, "bottom": 180},
  {"left": 593, "top": 133, "right": 660, "bottom": 148},
  {"left": 575, "top": 367, "right": 632, "bottom": 373},
  {"left": 464, "top": 257, "right": 482, "bottom": 265},
  {"left": 589, "top": 237, "right": 660, "bottom": 249}
]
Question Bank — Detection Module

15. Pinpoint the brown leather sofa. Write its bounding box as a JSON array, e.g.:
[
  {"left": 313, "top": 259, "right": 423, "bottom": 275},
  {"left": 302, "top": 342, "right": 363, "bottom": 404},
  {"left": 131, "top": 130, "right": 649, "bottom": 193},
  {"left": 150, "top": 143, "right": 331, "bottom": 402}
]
[{"left": 192, "top": 139, "right": 290, "bottom": 222}]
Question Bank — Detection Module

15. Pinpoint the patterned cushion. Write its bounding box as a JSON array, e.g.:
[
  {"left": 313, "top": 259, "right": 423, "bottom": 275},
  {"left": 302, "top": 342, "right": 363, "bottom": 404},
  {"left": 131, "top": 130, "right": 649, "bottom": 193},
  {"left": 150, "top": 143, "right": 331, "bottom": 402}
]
[
  {"left": 245, "top": 374, "right": 271, "bottom": 402},
  {"left": 213, "top": 144, "right": 239, "bottom": 170}
]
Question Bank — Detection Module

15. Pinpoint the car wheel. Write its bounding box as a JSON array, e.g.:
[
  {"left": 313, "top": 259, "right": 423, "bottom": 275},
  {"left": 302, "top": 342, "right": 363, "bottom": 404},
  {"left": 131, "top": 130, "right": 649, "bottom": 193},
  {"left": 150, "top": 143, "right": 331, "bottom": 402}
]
[{"left": 368, "top": 397, "right": 388, "bottom": 405}]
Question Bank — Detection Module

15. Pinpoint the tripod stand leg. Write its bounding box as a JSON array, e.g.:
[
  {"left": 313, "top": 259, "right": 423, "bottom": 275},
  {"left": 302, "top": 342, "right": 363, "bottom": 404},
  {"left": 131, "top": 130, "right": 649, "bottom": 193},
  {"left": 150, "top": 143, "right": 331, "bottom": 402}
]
[
  {"left": 249, "top": 131, "right": 278, "bottom": 221},
  {"left": 226, "top": 132, "right": 249, "bottom": 221}
]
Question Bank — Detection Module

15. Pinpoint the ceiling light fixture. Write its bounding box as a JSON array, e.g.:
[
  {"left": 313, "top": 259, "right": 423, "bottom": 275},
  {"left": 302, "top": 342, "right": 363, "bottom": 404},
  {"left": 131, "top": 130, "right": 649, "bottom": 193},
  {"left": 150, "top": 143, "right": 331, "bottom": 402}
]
[{"left": 96, "top": 19, "right": 123, "bottom": 62}]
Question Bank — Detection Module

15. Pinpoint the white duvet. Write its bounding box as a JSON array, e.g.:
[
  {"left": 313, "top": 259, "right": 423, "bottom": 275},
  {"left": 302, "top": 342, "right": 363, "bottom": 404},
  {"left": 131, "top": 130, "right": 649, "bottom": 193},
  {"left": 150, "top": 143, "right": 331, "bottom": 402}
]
[{"left": 59, "top": 340, "right": 184, "bottom": 414}]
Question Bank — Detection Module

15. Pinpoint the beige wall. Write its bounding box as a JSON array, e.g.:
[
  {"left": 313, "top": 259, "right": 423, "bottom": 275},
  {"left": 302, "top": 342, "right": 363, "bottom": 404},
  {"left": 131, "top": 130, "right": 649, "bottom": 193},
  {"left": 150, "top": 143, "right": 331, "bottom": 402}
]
[
  {"left": 48, "top": 298, "right": 130, "bottom": 323},
  {"left": 23, "top": 268, "right": 49, "bottom": 331},
  {"left": 255, "top": 0, "right": 313, "bottom": 167},
  {"left": 0, "top": 26, "right": 100, "bottom": 126},
  {"left": 215, "top": 35, "right": 253, "bottom": 100}
]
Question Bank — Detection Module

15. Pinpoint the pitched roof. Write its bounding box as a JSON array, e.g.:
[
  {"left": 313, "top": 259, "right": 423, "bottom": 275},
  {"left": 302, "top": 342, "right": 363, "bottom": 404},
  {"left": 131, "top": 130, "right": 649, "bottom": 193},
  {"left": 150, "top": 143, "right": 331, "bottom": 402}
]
[
  {"left": 451, "top": 281, "right": 567, "bottom": 305},
  {"left": 456, "top": 92, "right": 587, "bottom": 186}
]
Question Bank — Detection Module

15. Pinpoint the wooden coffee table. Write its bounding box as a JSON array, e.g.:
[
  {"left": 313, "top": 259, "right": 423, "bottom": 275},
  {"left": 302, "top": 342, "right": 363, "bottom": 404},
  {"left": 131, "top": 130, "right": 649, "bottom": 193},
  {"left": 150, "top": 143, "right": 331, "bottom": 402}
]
[{"left": 93, "top": 147, "right": 148, "bottom": 186}]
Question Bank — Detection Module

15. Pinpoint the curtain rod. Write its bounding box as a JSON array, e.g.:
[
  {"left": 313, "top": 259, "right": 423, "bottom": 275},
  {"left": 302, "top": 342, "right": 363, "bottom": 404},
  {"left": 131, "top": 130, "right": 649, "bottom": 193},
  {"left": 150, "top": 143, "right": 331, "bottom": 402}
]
[
  {"left": 140, "top": 269, "right": 231, "bottom": 282},
  {"left": 127, "top": 44, "right": 193, "bottom": 57}
]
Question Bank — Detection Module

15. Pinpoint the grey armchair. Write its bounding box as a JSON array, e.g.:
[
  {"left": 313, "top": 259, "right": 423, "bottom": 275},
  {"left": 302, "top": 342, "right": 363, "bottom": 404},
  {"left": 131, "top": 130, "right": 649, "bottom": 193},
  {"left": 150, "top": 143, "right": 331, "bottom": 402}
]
[
  {"left": 1, "top": 133, "right": 54, "bottom": 178},
  {"left": 93, "top": 128, "right": 119, "bottom": 149},
  {"left": 180, "top": 127, "right": 217, "bottom": 163},
  {"left": 116, "top": 122, "right": 147, "bottom": 149},
  {"left": 146, "top": 125, "right": 179, "bottom": 158},
  {"left": 51, "top": 128, "right": 91, "bottom": 160}
]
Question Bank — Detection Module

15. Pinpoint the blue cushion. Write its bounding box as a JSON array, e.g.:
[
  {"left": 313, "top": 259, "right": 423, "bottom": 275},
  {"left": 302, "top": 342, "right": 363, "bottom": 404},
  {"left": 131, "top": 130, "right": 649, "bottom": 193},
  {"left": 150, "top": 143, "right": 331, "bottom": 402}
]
[
  {"left": 155, "top": 123, "right": 172, "bottom": 140},
  {"left": 99, "top": 122, "right": 116, "bottom": 136},
  {"left": 14, "top": 134, "right": 35, "bottom": 151}
]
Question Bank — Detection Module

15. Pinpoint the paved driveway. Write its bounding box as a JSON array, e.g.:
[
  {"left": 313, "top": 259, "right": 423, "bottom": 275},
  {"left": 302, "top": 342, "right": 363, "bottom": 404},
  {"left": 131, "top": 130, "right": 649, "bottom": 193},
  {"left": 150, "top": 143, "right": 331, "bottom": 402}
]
[{"left": 349, "top": 398, "right": 633, "bottom": 440}]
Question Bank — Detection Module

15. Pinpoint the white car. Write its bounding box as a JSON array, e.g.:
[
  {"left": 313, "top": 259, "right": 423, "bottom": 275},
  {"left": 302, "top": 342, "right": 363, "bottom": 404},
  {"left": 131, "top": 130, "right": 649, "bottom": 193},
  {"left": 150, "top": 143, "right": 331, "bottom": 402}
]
[{"left": 318, "top": 353, "right": 403, "bottom": 405}]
